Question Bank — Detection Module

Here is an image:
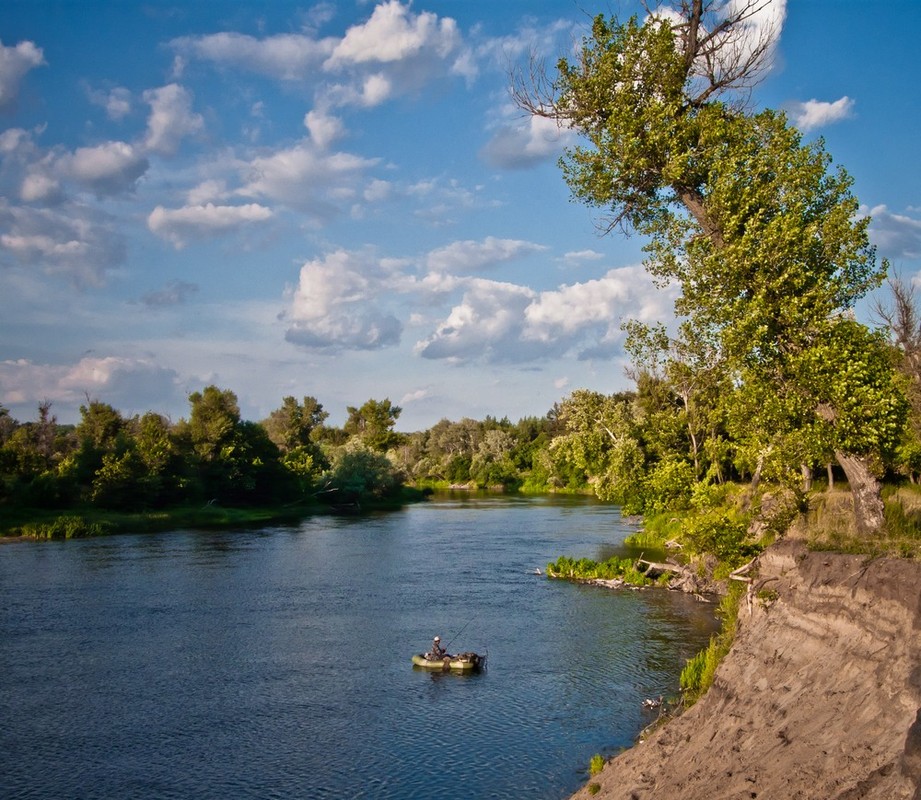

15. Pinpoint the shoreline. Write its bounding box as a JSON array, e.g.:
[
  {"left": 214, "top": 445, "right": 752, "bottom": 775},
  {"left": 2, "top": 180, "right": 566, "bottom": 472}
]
[{"left": 567, "top": 538, "right": 921, "bottom": 799}]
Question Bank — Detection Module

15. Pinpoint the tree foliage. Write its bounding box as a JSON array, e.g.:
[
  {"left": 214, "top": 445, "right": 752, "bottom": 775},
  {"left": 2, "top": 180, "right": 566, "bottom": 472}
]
[{"left": 517, "top": 1, "right": 897, "bottom": 533}]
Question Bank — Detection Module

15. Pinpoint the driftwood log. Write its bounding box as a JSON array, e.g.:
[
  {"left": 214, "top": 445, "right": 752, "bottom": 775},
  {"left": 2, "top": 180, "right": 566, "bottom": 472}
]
[
  {"left": 636, "top": 558, "right": 684, "bottom": 579},
  {"left": 636, "top": 558, "right": 717, "bottom": 597}
]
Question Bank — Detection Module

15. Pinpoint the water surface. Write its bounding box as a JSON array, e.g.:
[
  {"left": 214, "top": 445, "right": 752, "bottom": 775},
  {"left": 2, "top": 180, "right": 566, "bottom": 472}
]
[{"left": 0, "top": 494, "right": 717, "bottom": 799}]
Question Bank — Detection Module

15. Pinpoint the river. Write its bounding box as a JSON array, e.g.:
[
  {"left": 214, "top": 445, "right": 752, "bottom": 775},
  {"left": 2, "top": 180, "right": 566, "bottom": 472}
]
[{"left": 0, "top": 494, "right": 718, "bottom": 799}]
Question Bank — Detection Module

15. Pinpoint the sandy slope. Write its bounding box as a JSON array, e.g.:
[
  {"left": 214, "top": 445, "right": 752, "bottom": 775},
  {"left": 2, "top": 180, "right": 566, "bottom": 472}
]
[{"left": 570, "top": 539, "right": 921, "bottom": 799}]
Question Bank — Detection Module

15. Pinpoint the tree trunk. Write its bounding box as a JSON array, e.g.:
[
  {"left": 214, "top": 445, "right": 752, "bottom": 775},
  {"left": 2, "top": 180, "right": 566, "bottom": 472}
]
[
  {"left": 826, "top": 463, "right": 834, "bottom": 489},
  {"left": 835, "top": 451, "right": 885, "bottom": 536},
  {"left": 801, "top": 464, "right": 812, "bottom": 492}
]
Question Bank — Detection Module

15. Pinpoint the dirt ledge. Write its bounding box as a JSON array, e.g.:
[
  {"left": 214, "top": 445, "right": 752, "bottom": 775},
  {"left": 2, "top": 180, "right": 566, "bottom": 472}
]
[{"left": 571, "top": 539, "right": 921, "bottom": 799}]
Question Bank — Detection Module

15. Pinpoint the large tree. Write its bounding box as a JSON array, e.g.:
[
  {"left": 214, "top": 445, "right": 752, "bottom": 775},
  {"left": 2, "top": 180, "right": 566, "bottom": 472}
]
[
  {"left": 263, "top": 395, "right": 328, "bottom": 453},
  {"left": 344, "top": 398, "right": 403, "bottom": 452},
  {"left": 517, "top": 1, "right": 898, "bottom": 533}
]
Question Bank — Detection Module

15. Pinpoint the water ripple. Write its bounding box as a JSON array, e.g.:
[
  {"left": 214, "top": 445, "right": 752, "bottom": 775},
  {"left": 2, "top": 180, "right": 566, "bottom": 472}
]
[{"left": 0, "top": 496, "right": 717, "bottom": 799}]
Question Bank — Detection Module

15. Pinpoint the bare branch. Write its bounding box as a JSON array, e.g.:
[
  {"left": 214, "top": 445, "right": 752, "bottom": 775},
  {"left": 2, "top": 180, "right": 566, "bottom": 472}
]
[{"left": 509, "top": 49, "right": 564, "bottom": 121}]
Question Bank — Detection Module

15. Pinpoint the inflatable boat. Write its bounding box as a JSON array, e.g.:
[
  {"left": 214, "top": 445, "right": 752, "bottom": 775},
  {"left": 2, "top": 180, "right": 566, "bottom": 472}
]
[{"left": 411, "top": 651, "right": 484, "bottom": 671}]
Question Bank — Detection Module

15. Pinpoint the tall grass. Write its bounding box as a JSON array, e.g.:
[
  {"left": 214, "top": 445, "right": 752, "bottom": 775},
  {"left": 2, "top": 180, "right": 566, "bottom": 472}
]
[{"left": 679, "top": 581, "right": 745, "bottom": 705}]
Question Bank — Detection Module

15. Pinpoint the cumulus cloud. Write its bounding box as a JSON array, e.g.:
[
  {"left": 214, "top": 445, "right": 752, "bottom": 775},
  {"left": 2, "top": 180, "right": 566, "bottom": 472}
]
[
  {"left": 320, "top": 1, "right": 472, "bottom": 108},
  {"left": 147, "top": 202, "right": 273, "bottom": 248},
  {"left": 480, "top": 114, "right": 571, "bottom": 169},
  {"left": 172, "top": 3, "right": 475, "bottom": 119},
  {"left": 0, "top": 39, "right": 45, "bottom": 108},
  {"left": 865, "top": 205, "right": 921, "bottom": 261},
  {"left": 325, "top": 1, "right": 461, "bottom": 68},
  {"left": 20, "top": 170, "right": 61, "bottom": 203},
  {"left": 238, "top": 139, "right": 378, "bottom": 216},
  {"left": 426, "top": 236, "right": 547, "bottom": 273},
  {"left": 416, "top": 266, "right": 674, "bottom": 364},
  {"left": 304, "top": 108, "right": 345, "bottom": 149},
  {"left": 788, "top": 96, "right": 855, "bottom": 131},
  {"left": 170, "top": 31, "right": 337, "bottom": 80},
  {"left": 86, "top": 85, "right": 133, "bottom": 120},
  {"left": 142, "top": 84, "right": 204, "bottom": 155},
  {"left": 0, "top": 355, "right": 181, "bottom": 415},
  {"left": 59, "top": 140, "right": 149, "bottom": 196},
  {"left": 0, "top": 200, "right": 126, "bottom": 285},
  {"left": 283, "top": 248, "right": 403, "bottom": 351},
  {"left": 415, "top": 279, "right": 538, "bottom": 362}
]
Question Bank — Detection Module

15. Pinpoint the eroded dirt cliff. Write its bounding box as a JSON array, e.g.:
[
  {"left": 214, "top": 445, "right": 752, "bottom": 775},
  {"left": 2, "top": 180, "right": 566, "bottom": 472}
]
[{"left": 572, "top": 539, "right": 921, "bottom": 799}]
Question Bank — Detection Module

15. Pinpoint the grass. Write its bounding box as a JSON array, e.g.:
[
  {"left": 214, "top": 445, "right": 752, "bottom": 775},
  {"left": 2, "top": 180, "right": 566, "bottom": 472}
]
[
  {"left": 546, "top": 554, "right": 663, "bottom": 586},
  {"left": 1, "top": 502, "right": 321, "bottom": 538},
  {"left": 679, "top": 581, "right": 745, "bottom": 705},
  {"left": 801, "top": 484, "right": 921, "bottom": 558},
  {"left": 1, "top": 485, "right": 431, "bottom": 539}
]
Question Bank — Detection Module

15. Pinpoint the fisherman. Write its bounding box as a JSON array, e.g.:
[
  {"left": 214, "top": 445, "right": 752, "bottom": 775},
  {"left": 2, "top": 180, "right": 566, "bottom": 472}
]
[{"left": 429, "top": 635, "right": 446, "bottom": 660}]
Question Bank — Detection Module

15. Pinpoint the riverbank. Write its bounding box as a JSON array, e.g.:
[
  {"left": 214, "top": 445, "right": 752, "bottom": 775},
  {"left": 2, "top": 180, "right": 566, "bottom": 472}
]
[
  {"left": 1, "top": 487, "right": 430, "bottom": 539},
  {"left": 569, "top": 536, "right": 921, "bottom": 799}
]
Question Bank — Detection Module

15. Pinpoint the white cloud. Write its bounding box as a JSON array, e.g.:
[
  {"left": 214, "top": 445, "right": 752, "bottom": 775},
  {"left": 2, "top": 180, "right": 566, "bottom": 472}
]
[
  {"left": 0, "top": 356, "right": 181, "bottom": 415},
  {"left": 0, "top": 200, "right": 126, "bottom": 285},
  {"left": 59, "top": 140, "right": 149, "bottom": 196},
  {"left": 524, "top": 266, "right": 665, "bottom": 340},
  {"left": 789, "top": 96, "right": 855, "bottom": 131},
  {"left": 304, "top": 108, "right": 345, "bottom": 149},
  {"left": 142, "top": 84, "right": 204, "bottom": 155},
  {"left": 652, "top": 0, "right": 787, "bottom": 95},
  {"left": 186, "top": 179, "right": 229, "bottom": 205},
  {"left": 363, "top": 179, "right": 391, "bottom": 203},
  {"left": 319, "top": 1, "right": 472, "bottom": 109},
  {"left": 416, "top": 266, "right": 674, "bottom": 364},
  {"left": 0, "top": 127, "right": 33, "bottom": 154},
  {"left": 20, "top": 170, "right": 61, "bottom": 203},
  {"left": 426, "top": 236, "right": 546, "bottom": 273},
  {"left": 865, "top": 204, "right": 921, "bottom": 261},
  {"left": 0, "top": 39, "right": 45, "bottom": 107},
  {"left": 238, "top": 139, "right": 378, "bottom": 216},
  {"left": 325, "top": 1, "right": 460, "bottom": 68},
  {"left": 481, "top": 113, "right": 571, "bottom": 169},
  {"left": 171, "top": 31, "right": 336, "bottom": 80},
  {"left": 147, "top": 202, "right": 273, "bottom": 248},
  {"left": 415, "top": 279, "right": 537, "bottom": 362},
  {"left": 284, "top": 248, "right": 403, "bottom": 351},
  {"left": 86, "top": 85, "right": 133, "bottom": 120},
  {"left": 400, "top": 388, "right": 431, "bottom": 405},
  {"left": 562, "top": 249, "right": 605, "bottom": 267},
  {"left": 359, "top": 72, "right": 392, "bottom": 106}
]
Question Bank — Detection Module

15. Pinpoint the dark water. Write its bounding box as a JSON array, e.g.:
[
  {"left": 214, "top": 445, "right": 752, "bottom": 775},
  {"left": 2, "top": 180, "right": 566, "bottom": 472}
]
[{"left": 0, "top": 494, "right": 718, "bottom": 799}]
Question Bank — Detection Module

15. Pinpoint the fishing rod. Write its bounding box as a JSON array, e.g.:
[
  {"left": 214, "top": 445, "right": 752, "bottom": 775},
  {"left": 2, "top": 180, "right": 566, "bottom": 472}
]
[{"left": 443, "top": 614, "right": 477, "bottom": 652}]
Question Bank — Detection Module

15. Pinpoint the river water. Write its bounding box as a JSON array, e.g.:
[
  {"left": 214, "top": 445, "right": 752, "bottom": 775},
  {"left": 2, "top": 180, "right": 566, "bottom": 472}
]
[{"left": 0, "top": 494, "right": 718, "bottom": 799}]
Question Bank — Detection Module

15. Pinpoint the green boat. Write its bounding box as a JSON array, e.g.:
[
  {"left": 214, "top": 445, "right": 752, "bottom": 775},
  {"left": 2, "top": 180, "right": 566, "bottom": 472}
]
[{"left": 411, "top": 651, "right": 484, "bottom": 671}]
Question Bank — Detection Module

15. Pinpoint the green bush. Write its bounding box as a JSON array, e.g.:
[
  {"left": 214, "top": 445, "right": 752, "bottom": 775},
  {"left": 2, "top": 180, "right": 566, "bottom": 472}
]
[
  {"left": 589, "top": 754, "right": 605, "bottom": 776},
  {"left": 681, "top": 509, "right": 759, "bottom": 568},
  {"left": 641, "top": 458, "right": 696, "bottom": 513}
]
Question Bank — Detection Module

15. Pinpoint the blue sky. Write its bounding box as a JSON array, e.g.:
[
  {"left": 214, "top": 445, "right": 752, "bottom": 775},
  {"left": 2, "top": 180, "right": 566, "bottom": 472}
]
[{"left": 1, "top": 0, "right": 919, "bottom": 431}]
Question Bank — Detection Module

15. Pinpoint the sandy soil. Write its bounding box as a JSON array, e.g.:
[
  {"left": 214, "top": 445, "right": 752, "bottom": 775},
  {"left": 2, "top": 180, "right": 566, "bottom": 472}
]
[{"left": 570, "top": 538, "right": 921, "bottom": 799}]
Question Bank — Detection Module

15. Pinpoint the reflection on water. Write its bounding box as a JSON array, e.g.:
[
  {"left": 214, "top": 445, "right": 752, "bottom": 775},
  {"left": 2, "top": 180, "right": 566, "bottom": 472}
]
[{"left": 0, "top": 495, "right": 717, "bottom": 799}]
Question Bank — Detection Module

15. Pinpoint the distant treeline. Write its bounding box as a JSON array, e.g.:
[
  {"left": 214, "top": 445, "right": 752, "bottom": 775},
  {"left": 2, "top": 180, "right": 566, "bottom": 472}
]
[{"left": 4, "top": 318, "right": 921, "bottom": 525}]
